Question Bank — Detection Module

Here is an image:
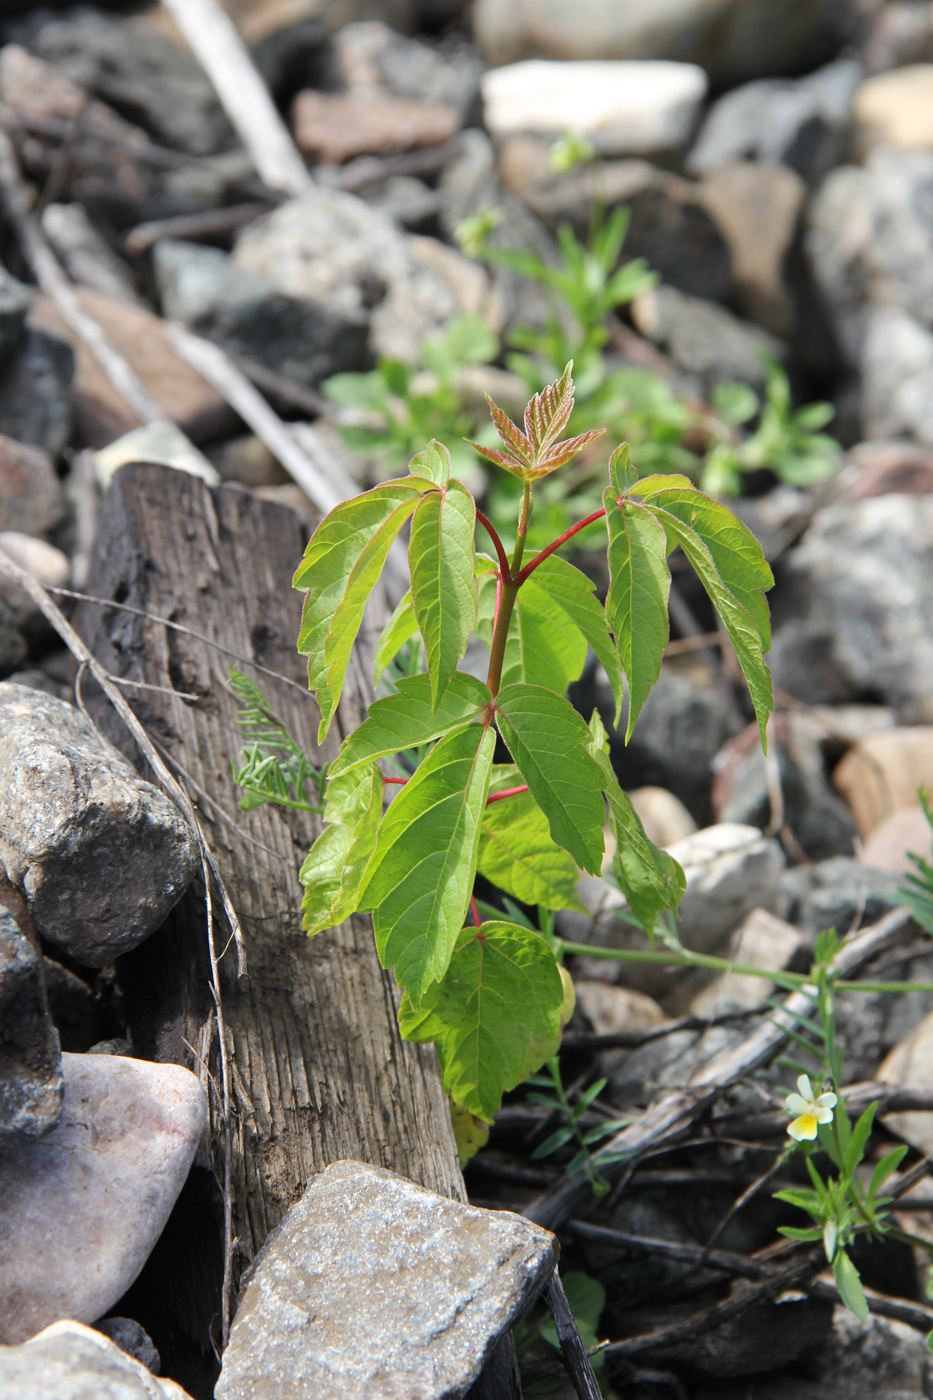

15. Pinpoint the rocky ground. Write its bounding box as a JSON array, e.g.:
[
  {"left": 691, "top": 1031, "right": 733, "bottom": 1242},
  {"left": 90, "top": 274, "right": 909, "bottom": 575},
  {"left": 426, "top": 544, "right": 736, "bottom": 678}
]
[{"left": 5, "top": 1, "right": 933, "bottom": 1397}]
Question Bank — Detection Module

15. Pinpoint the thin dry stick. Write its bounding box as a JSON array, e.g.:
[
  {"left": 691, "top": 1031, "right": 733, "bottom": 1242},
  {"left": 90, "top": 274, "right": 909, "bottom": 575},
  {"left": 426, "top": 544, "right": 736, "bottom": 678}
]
[
  {"left": 527, "top": 907, "right": 914, "bottom": 1230},
  {"left": 160, "top": 0, "right": 312, "bottom": 197},
  {"left": 543, "top": 1269, "right": 603, "bottom": 1400},
  {"left": 0, "top": 128, "right": 207, "bottom": 466}
]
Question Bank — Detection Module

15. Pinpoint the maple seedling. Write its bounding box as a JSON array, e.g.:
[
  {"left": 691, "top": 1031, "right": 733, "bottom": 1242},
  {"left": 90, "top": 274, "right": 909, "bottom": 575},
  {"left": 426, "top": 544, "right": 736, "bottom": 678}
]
[{"left": 292, "top": 364, "right": 774, "bottom": 1129}]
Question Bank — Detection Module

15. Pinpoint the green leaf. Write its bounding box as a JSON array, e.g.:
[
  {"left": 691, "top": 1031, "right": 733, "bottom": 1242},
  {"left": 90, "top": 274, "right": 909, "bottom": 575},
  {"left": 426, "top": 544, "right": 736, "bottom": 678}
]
[
  {"left": 585, "top": 712, "right": 685, "bottom": 937},
  {"left": 321, "top": 368, "right": 388, "bottom": 412},
  {"left": 408, "top": 439, "right": 450, "bottom": 488},
  {"left": 608, "top": 442, "right": 639, "bottom": 495},
  {"left": 398, "top": 921, "right": 564, "bottom": 1121},
  {"left": 331, "top": 672, "right": 489, "bottom": 777},
  {"left": 409, "top": 478, "right": 478, "bottom": 707},
  {"left": 532, "top": 1126, "right": 577, "bottom": 1158},
  {"left": 360, "top": 723, "right": 495, "bottom": 1002},
  {"left": 373, "top": 591, "right": 419, "bottom": 686},
  {"left": 299, "top": 764, "right": 382, "bottom": 934},
  {"left": 649, "top": 506, "right": 773, "bottom": 744},
  {"left": 777, "top": 1226, "right": 824, "bottom": 1242},
  {"left": 834, "top": 1250, "right": 869, "bottom": 1322},
  {"left": 604, "top": 490, "right": 671, "bottom": 739},
  {"left": 642, "top": 486, "right": 774, "bottom": 649},
  {"left": 294, "top": 479, "right": 434, "bottom": 742},
  {"left": 529, "top": 555, "right": 625, "bottom": 728},
  {"left": 478, "top": 766, "right": 588, "bottom": 912},
  {"left": 868, "top": 1145, "right": 908, "bottom": 1200},
  {"left": 496, "top": 683, "right": 606, "bottom": 875},
  {"left": 477, "top": 569, "right": 588, "bottom": 694},
  {"left": 844, "top": 1101, "right": 877, "bottom": 1176},
  {"left": 450, "top": 1100, "right": 490, "bottom": 1168}
]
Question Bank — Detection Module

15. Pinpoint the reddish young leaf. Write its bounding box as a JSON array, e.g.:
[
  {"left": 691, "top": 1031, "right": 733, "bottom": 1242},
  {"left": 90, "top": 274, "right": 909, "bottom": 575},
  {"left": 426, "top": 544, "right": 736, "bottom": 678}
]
[
  {"left": 531, "top": 427, "right": 606, "bottom": 477},
  {"left": 486, "top": 394, "right": 535, "bottom": 467},
  {"left": 524, "top": 362, "right": 575, "bottom": 453}
]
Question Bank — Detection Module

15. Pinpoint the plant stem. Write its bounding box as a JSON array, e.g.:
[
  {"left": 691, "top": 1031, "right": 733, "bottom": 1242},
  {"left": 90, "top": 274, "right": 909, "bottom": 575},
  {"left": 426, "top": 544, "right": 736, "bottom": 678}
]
[
  {"left": 475, "top": 508, "right": 512, "bottom": 582},
  {"left": 515, "top": 506, "right": 607, "bottom": 585},
  {"left": 486, "top": 483, "right": 532, "bottom": 697},
  {"left": 555, "top": 939, "right": 807, "bottom": 991},
  {"left": 511, "top": 482, "right": 533, "bottom": 576},
  {"left": 486, "top": 784, "right": 529, "bottom": 804}
]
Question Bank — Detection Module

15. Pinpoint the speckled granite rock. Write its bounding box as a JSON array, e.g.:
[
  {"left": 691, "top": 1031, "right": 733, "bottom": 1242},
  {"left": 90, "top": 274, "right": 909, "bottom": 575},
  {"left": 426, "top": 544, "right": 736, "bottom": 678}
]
[
  {"left": 0, "top": 684, "right": 199, "bottom": 966},
  {"left": 215, "top": 1159, "right": 558, "bottom": 1400},
  {"left": 0, "top": 1053, "right": 207, "bottom": 1344}
]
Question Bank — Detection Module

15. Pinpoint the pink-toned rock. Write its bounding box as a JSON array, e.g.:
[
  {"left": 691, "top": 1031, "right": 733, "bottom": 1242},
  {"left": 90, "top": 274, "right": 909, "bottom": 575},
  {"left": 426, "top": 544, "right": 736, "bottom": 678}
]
[
  {"left": 292, "top": 89, "right": 458, "bottom": 164},
  {"left": 0, "top": 438, "right": 65, "bottom": 537},
  {"left": 861, "top": 805, "right": 932, "bottom": 874},
  {"left": 0, "top": 1053, "right": 206, "bottom": 1344},
  {"left": 832, "top": 727, "right": 933, "bottom": 838},
  {"left": 574, "top": 980, "right": 666, "bottom": 1036},
  {"left": 842, "top": 442, "right": 933, "bottom": 500}
]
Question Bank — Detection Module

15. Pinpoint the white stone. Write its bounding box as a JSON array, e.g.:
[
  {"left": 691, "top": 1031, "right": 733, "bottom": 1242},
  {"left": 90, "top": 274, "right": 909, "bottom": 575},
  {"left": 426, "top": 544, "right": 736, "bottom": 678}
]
[
  {"left": 877, "top": 1011, "right": 933, "bottom": 1155},
  {"left": 574, "top": 981, "right": 667, "bottom": 1036},
  {"left": 481, "top": 60, "right": 707, "bottom": 156},
  {"left": 94, "top": 423, "right": 220, "bottom": 491},
  {"left": 627, "top": 786, "right": 697, "bottom": 848},
  {"left": 861, "top": 806, "right": 933, "bottom": 875},
  {"left": 0, "top": 532, "right": 70, "bottom": 628},
  {"left": 0, "top": 1320, "right": 193, "bottom": 1399},
  {"left": 686, "top": 907, "right": 806, "bottom": 1018},
  {"left": 0, "top": 1053, "right": 207, "bottom": 1344}
]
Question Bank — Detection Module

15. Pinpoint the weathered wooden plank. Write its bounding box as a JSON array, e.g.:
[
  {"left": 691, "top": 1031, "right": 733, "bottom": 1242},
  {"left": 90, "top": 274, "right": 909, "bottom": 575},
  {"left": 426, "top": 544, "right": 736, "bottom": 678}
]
[{"left": 72, "top": 464, "right": 473, "bottom": 1374}]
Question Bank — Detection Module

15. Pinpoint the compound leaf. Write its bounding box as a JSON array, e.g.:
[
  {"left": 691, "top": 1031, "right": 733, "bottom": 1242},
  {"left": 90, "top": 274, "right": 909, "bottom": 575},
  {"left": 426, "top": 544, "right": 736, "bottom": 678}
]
[
  {"left": 331, "top": 672, "right": 489, "bottom": 777},
  {"left": 408, "top": 439, "right": 450, "bottom": 487},
  {"left": 373, "top": 590, "right": 419, "bottom": 686},
  {"left": 587, "top": 712, "right": 685, "bottom": 936},
  {"left": 294, "top": 479, "right": 434, "bottom": 741},
  {"left": 409, "top": 478, "right": 478, "bottom": 708},
  {"left": 496, "top": 683, "right": 605, "bottom": 874},
  {"left": 529, "top": 555, "right": 625, "bottom": 728},
  {"left": 604, "top": 492, "right": 670, "bottom": 739},
  {"left": 651, "top": 509, "right": 773, "bottom": 743},
  {"left": 360, "top": 723, "right": 495, "bottom": 1003},
  {"left": 398, "top": 921, "right": 564, "bottom": 1121},
  {"left": 478, "top": 766, "right": 588, "bottom": 912},
  {"left": 299, "top": 763, "right": 382, "bottom": 934},
  {"left": 643, "top": 487, "right": 773, "bottom": 649}
]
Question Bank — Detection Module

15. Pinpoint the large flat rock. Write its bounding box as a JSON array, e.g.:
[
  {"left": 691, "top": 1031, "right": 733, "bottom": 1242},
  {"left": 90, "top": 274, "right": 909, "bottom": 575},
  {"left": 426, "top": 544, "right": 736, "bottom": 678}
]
[
  {"left": 0, "top": 1053, "right": 207, "bottom": 1344},
  {"left": 215, "top": 1159, "right": 558, "bottom": 1400}
]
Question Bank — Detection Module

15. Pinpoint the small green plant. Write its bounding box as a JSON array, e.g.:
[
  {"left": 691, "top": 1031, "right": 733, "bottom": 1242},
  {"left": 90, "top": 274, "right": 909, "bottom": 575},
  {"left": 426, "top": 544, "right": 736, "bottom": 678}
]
[
  {"left": 526, "top": 1058, "right": 630, "bottom": 1198},
  {"left": 290, "top": 364, "right": 774, "bottom": 1128},
  {"left": 322, "top": 313, "right": 499, "bottom": 481},
  {"left": 897, "top": 789, "right": 933, "bottom": 935},
  {"left": 228, "top": 669, "right": 324, "bottom": 813},
  {"left": 701, "top": 354, "right": 841, "bottom": 496},
  {"left": 772, "top": 928, "right": 914, "bottom": 1321}
]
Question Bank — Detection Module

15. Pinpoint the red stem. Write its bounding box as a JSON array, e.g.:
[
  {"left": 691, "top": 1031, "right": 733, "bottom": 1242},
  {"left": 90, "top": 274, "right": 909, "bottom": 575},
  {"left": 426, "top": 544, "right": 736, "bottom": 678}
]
[
  {"left": 475, "top": 509, "right": 512, "bottom": 583},
  {"left": 470, "top": 894, "right": 481, "bottom": 927},
  {"left": 514, "top": 507, "right": 607, "bottom": 586},
  {"left": 485, "top": 784, "right": 528, "bottom": 804},
  {"left": 383, "top": 776, "right": 408, "bottom": 787}
]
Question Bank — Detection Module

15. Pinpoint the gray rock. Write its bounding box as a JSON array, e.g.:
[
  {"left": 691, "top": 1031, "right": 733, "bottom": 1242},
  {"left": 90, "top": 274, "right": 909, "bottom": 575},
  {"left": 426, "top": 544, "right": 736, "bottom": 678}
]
[
  {"left": 472, "top": 0, "right": 847, "bottom": 89},
  {"left": 769, "top": 495, "right": 933, "bottom": 719},
  {"left": 0, "top": 684, "right": 199, "bottom": 966},
  {"left": 16, "top": 8, "right": 235, "bottom": 157},
  {"left": 154, "top": 239, "right": 369, "bottom": 389},
  {"left": 234, "top": 188, "right": 501, "bottom": 365},
  {"left": 361, "top": 174, "right": 442, "bottom": 230},
  {"left": 711, "top": 714, "right": 857, "bottom": 861},
  {"left": 687, "top": 59, "right": 862, "bottom": 182},
  {"left": 0, "top": 905, "right": 62, "bottom": 1147},
  {"left": 499, "top": 144, "right": 732, "bottom": 303},
  {"left": 776, "top": 855, "right": 903, "bottom": 938},
  {"left": 807, "top": 150, "right": 933, "bottom": 367},
  {"left": 334, "top": 21, "right": 484, "bottom": 123},
  {"left": 0, "top": 1053, "right": 207, "bottom": 1345},
  {"left": 40, "top": 203, "right": 138, "bottom": 303},
  {"left": 0, "top": 1319, "right": 192, "bottom": 1398},
  {"left": 860, "top": 305, "right": 933, "bottom": 444},
  {"left": 0, "top": 434, "right": 65, "bottom": 537},
  {"left": 594, "top": 664, "right": 742, "bottom": 824},
  {"left": 696, "top": 1305, "right": 933, "bottom": 1400},
  {"left": 0, "top": 262, "right": 31, "bottom": 372},
  {"left": 0, "top": 601, "right": 27, "bottom": 679},
  {"left": 602, "top": 1020, "right": 748, "bottom": 1106},
  {"left": 42, "top": 957, "right": 104, "bottom": 1053},
  {"left": 93, "top": 1318, "right": 160, "bottom": 1375},
  {"left": 0, "top": 328, "right": 74, "bottom": 458},
  {"left": 863, "top": 2, "right": 933, "bottom": 74},
  {"left": 630, "top": 283, "right": 787, "bottom": 393},
  {"left": 215, "top": 1159, "right": 558, "bottom": 1400}
]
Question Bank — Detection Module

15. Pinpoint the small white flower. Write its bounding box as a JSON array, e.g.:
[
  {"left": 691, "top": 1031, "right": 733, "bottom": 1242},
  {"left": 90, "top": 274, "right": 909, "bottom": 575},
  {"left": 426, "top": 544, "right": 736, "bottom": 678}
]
[{"left": 784, "top": 1074, "right": 837, "bottom": 1142}]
